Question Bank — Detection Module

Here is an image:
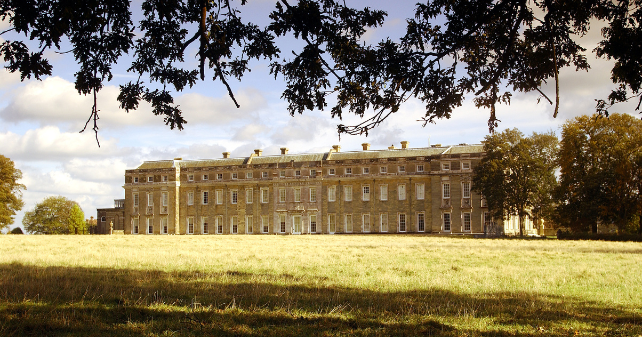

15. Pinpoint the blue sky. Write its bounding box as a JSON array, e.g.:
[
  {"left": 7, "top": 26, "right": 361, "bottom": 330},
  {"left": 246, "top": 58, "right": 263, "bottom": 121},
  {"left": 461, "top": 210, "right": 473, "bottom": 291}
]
[{"left": 1, "top": 0, "right": 639, "bottom": 232}]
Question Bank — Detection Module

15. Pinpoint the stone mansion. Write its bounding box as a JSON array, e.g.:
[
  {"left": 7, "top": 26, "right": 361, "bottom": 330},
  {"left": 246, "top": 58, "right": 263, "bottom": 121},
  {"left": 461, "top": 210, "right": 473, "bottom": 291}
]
[{"left": 97, "top": 142, "right": 535, "bottom": 235}]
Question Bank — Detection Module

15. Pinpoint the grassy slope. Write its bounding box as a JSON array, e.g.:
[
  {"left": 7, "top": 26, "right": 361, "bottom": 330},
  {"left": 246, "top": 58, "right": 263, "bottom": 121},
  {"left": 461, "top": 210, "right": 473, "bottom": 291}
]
[{"left": 0, "top": 235, "right": 640, "bottom": 336}]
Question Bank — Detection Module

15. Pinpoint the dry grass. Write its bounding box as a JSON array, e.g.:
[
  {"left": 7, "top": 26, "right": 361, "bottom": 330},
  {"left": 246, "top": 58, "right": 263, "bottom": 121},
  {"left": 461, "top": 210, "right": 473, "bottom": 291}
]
[{"left": 0, "top": 235, "right": 641, "bottom": 336}]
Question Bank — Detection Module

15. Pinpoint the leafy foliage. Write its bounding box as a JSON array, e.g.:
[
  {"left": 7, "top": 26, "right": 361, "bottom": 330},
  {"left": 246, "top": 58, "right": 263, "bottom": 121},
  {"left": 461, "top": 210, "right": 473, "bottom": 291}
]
[
  {"left": 1, "top": 0, "right": 641, "bottom": 137},
  {"left": 9, "top": 227, "right": 23, "bottom": 234},
  {"left": 472, "top": 129, "right": 558, "bottom": 236},
  {"left": 0, "top": 155, "right": 25, "bottom": 231},
  {"left": 556, "top": 113, "right": 642, "bottom": 234},
  {"left": 22, "top": 196, "right": 86, "bottom": 234}
]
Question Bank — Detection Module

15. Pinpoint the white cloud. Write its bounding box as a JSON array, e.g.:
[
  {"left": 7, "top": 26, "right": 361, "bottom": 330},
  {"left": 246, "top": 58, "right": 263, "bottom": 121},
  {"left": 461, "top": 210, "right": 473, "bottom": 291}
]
[
  {"left": 233, "top": 123, "right": 269, "bottom": 141},
  {"left": 0, "top": 126, "right": 120, "bottom": 161},
  {"left": 63, "top": 158, "right": 128, "bottom": 183},
  {"left": 178, "top": 88, "right": 267, "bottom": 124},
  {"left": 270, "top": 114, "right": 332, "bottom": 144}
]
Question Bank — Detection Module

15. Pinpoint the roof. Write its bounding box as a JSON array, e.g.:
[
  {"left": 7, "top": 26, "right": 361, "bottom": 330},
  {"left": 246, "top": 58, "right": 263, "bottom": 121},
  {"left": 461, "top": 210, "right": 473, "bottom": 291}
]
[{"left": 133, "top": 144, "right": 484, "bottom": 170}]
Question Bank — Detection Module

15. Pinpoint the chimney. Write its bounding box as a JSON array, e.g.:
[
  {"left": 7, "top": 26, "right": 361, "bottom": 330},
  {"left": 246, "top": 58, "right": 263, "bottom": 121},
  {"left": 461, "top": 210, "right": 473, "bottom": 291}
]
[
  {"left": 332, "top": 145, "right": 341, "bottom": 152},
  {"left": 174, "top": 157, "right": 182, "bottom": 161},
  {"left": 401, "top": 141, "right": 409, "bottom": 149},
  {"left": 222, "top": 152, "right": 230, "bottom": 158},
  {"left": 362, "top": 143, "right": 370, "bottom": 151},
  {"left": 280, "top": 147, "right": 288, "bottom": 155},
  {"left": 254, "top": 149, "right": 263, "bottom": 156},
  {"left": 388, "top": 145, "right": 395, "bottom": 150}
]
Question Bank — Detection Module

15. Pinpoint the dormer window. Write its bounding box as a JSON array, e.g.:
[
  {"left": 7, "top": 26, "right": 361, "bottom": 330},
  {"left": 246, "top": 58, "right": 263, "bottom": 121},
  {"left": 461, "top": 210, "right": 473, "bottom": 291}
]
[
  {"left": 442, "top": 162, "right": 450, "bottom": 171},
  {"left": 202, "top": 174, "right": 209, "bottom": 181},
  {"left": 148, "top": 176, "right": 154, "bottom": 182},
  {"left": 188, "top": 174, "right": 194, "bottom": 181},
  {"left": 345, "top": 167, "right": 352, "bottom": 175}
]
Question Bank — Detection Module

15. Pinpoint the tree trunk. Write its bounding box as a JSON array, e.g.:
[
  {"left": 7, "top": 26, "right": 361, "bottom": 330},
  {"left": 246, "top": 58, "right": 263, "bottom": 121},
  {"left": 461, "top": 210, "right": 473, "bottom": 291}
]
[{"left": 519, "top": 214, "right": 524, "bottom": 237}]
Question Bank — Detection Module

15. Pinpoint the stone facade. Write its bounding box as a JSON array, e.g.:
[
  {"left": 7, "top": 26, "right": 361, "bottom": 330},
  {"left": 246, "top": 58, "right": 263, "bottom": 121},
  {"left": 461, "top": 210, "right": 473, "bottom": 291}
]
[
  {"left": 96, "top": 199, "right": 125, "bottom": 234},
  {"left": 121, "top": 142, "right": 532, "bottom": 235}
]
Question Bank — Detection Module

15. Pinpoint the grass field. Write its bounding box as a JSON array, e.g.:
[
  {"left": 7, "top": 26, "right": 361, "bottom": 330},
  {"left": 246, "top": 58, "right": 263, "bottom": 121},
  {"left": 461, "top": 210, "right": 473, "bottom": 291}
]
[{"left": 0, "top": 235, "right": 641, "bottom": 336}]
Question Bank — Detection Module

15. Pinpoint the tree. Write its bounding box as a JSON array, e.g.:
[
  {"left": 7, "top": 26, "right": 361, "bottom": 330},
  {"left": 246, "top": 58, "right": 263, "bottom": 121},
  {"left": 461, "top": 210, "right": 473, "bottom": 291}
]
[
  {"left": 0, "top": 154, "right": 26, "bottom": 231},
  {"left": 10, "top": 227, "right": 24, "bottom": 234},
  {"left": 1, "top": 1, "right": 640, "bottom": 140},
  {"left": 556, "top": 113, "right": 642, "bottom": 234},
  {"left": 472, "top": 129, "right": 559, "bottom": 236},
  {"left": 22, "top": 196, "right": 85, "bottom": 234}
]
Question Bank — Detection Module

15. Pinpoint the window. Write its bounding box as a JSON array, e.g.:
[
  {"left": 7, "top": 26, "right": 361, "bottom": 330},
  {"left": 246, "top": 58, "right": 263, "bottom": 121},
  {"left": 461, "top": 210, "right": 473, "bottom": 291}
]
[
  {"left": 202, "top": 216, "right": 209, "bottom": 234},
  {"left": 363, "top": 214, "right": 370, "bottom": 232},
  {"left": 232, "top": 172, "right": 238, "bottom": 179},
  {"left": 279, "top": 214, "right": 286, "bottom": 233},
  {"left": 362, "top": 167, "right": 369, "bottom": 174},
  {"left": 262, "top": 171, "right": 268, "bottom": 178},
  {"left": 416, "top": 183, "right": 425, "bottom": 200},
  {"left": 162, "top": 175, "right": 168, "bottom": 182},
  {"left": 279, "top": 188, "right": 286, "bottom": 203},
  {"left": 344, "top": 185, "right": 353, "bottom": 201},
  {"left": 442, "top": 162, "right": 450, "bottom": 171},
  {"left": 328, "top": 186, "right": 336, "bottom": 202},
  {"left": 148, "top": 176, "right": 154, "bottom": 182},
  {"left": 443, "top": 213, "right": 451, "bottom": 231},
  {"left": 345, "top": 167, "right": 352, "bottom": 175},
  {"left": 101, "top": 216, "right": 106, "bottom": 222},
  {"left": 231, "top": 216, "right": 238, "bottom": 234},
  {"left": 328, "top": 214, "right": 336, "bottom": 233},
  {"left": 443, "top": 183, "right": 451, "bottom": 199},
  {"left": 187, "top": 191, "right": 194, "bottom": 205},
  {"left": 294, "top": 188, "right": 301, "bottom": 202},
  {"left": 483, "top": 212, "right": 492, "bottom": 230},
  {"left": 147, "top": 192, "right": 154, "bottom": 206},
  {"left": 416, "top": 164, "right": 424, "bottom": 172},
  {"left": 246, "top": 171, "right": 253, "bottom": 179},
  {"left": 147, "top": 218, "right": 153, "bottom": 234},
  {"left": 295, "top": 170, "right": 301, "bottom": 177},
  {"left": 231, "top": 190, "right": 238, "bottom": 204},
  {"left": 216, "top": 190, "right": 223, "bottom": 204},
  {"left": 481, "top": 198, "right": 488, "bottom": 207},
  {"left": 187, "top": 217, "right": 194, "bottom": 234},
  {"left": 399, "top": 213, "right": 406, "bottom": 232},
  {"left": 398, "top": 165, "right": 405, "bottom": 173},
  {"left": 217, "top": 173, "right": 223, "bottom": 180},
  {"left": 310, "top": 187, "right": 317, "bottom": 202},
  {"left": 202, "top": 174, "right": 209, "bottom": 181},
  {"left": 202, "top": 191, "right": 209, "bottom": 205},
  {"left": 461, "top": 161, "right": 471, "bottom": 170},
  {"left": 463, "top": 212, "right": 471, "bottom": 231},
  {"left": 380, "top": 213, "right": 388, "bottom": 232},
  {"left": 134, "top": 177, "right": 139, "bottom": 183},
  {"left": 418, "top": 213, "right": 425, "bottom": 232},
  {"left": 310, "top": 214, "right": 317, "bottom": 233},
  {"left": 345, "top": 214, "right": 353, "bottom": 233},
  {"left": 132, "top": 217, "right": 139, "bottom": 234},
  {"left": 310, "top": 169, "right": 317, "bottom": 177},
  {"left": 261, "top": 188, "right": 269, "bottom": 203},
  {"left": 216, "top": 216, "right": 223, "bottom": 234},
  {"left": 161, "top": 217, "right": 168, "bottom": 234},
  {"left": 380, "top": 184, "right": 388, "bottom": 201},
  {"left": 280, "top": 170, "right": 286, "bottom": 177},
  {"left": 161, "top": 192, "right": 168, "bottom": 207},
  {"left": 188, "top": 174, "right": 194, "bottom": 181},
  {"left": 328, "top": 168, "right": 335, "bottom": 175},
  {"left": 246, "top": 215, "right": 253, "bottom": 234},
  {"left": 246, "top": 188, "right": 253, "bottom": 204},
  {"left": 362, "top": 185, "right": 370, "bottom": 201},
  {"left": 462, "top": 182, "right": 471, "bottom": 199},
  {"left": 398, "top": 184, "right": 406, "bottom": 200},
  {"left": 292, "top": 215, "right": 302, "bottom": 233},
  {"left": 262, "top": 216, "right": 269, "bottom": 233},
  {"left": 133, "top": 193, "right": 139, "bottom": 207},
  {"left": 380, "top": 166, "right": 387, "bottom": 173}
]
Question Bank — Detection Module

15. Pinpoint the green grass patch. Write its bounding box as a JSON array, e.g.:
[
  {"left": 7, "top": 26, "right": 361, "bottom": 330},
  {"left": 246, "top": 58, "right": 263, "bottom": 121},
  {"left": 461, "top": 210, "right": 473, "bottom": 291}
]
[{"left": 1, "top": 235, "right": 641, "bottom": 336}]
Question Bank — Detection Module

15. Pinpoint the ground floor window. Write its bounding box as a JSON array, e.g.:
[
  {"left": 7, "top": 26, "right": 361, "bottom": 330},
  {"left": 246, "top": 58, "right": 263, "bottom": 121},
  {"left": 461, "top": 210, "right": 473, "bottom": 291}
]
[
  {"left": 132, "top": 217, "right": 139, "bottom": 234},
  {"left": 380, "top": 213, "right": 388, "bottom": 232},
  {"left": 231, "top": 216, "right": 238, "bottom": 234},
  {"left": 202, "top": 216, "right": 209, "bottom": 234},
  {"left": 328, "top": 214, "right": 336, "bottom": 233},
  {"left": 310, "top": 214, "right": 317, "bottom": 233},
  {"left": 345, "top": 214, "right": 353, "bottom": 233},
  {"left": 443, "top": 213, "right": 451, "bottom": 231},
  {"left": 279, "top": 214, "right": 286, "bottom": 233},
  {"left": 417, "top": 213, "right": 425, "bottom": 232},
  {"left": 399, "top": 213, "right": 406, "bottom": 232},
  {"left": 463, "top": 212, "right": 471, "bottom": 232},
  {"left": 147, "top": 217, "right": 153, "bottom": 234},
  {"left": 246, "top": 215, "right": 253, "bottom": 234},
  {"left": 362, "top": 214, "right": 370, "bottom": 233},
  {"left": 216, "top": 216, "right": 223, "bottom": 234},
  {"left": 292, "top": 215, "right": 302, "bottom": 234},
  {"left": 161, "top": 217, "right": 168, "bottom": 234},
  {"left": 262, "top": 216, "right": 269, "bottom": 233},
  {"left": 187, "top": 217, "right": 194, "bottom": 234}
]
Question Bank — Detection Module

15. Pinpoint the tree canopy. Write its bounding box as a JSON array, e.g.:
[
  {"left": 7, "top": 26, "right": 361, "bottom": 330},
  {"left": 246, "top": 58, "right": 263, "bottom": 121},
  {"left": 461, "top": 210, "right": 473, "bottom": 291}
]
[
  {"left": 0, "top": 154, "right": 25, "bottom": 231},
  {"left": 1, "top": 0, "right": 641, "bottom": 140},
  {"left": 22, "top": 196, "right": 86, "bottom": 234},
  {"left": 556, "top": 113, "right": 642, "bottom": 234},
  {"left": 472, "top": 129, "right": 558, "bottom": 236}
]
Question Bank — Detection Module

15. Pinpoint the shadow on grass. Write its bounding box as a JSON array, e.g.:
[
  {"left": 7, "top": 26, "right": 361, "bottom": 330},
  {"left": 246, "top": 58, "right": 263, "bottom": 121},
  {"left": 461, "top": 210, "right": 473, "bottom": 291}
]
[{"left": 0, "top": 263, "right": 639, "bottom": 336}]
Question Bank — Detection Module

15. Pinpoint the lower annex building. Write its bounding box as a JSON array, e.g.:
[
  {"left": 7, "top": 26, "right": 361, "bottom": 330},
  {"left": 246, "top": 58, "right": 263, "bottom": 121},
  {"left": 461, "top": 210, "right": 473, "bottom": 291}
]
[{"left": 105, "top": 141, "right": 535, "bottom": 235}]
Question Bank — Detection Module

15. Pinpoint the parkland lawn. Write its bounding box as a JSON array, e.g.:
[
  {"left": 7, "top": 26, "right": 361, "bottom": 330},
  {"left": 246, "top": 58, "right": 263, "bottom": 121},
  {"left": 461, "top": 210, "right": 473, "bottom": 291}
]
[{"left": 0, "top": 235, "right": 640, "bottom": 336}]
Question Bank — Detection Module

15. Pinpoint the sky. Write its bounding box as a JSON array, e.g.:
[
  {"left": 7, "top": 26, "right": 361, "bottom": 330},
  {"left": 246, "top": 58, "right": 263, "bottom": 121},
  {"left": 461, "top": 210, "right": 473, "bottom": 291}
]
[{"left": 1, "top": 0, "right": 640, "bottom": 233}]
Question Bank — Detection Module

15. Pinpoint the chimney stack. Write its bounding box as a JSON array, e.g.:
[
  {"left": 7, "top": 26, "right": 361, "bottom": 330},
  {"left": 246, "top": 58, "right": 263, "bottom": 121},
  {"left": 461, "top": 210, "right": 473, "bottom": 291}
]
[
  {"left": 332, "top": 145, "right": 341, "bottom": 152},
  {"left": 222, "top": 152, "right": 230, "bottom": 158},
  {"left": 388, "top": 145, "right": 395, "bottom": 150},
  {"left": 401, "top": 141, "right": 409, "bottom": 149},
  {"left": 280, "top": 147, "right": 289, "bottom": 155},
  {"left": 254, "top": 149, "right": 262, "bottom": 156},
  {"left": 362, "top": 143, "right": 370, "bottom": 151}
]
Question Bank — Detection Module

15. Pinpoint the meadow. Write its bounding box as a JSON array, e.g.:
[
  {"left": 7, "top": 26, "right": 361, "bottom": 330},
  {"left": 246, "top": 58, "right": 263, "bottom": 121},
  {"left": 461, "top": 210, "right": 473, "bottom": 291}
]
[{"left": 0, "top": 235, "right": 640, "bottom": 336}]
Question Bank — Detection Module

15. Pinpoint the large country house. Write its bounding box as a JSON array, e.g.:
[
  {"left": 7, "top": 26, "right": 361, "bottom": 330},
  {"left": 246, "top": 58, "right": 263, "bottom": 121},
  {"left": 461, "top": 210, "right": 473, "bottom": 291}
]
[{"left": 97, "top": 142, "right": 536, "bottom": 235}]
